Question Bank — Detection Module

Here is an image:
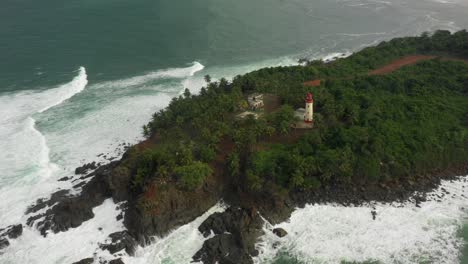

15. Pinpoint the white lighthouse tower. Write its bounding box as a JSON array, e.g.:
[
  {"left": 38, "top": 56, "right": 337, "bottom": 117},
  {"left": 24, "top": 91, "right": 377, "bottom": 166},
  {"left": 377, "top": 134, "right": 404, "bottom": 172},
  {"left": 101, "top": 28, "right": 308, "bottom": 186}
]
[{"left": 304, "top": 92, "right": 314, "bottom": 123}]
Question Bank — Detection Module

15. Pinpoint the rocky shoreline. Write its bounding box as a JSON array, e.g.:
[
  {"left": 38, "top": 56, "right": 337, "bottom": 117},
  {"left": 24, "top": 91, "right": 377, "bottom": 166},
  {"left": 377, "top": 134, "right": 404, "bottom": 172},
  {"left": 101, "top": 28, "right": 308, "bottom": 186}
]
[
  {"left": 1, "top": 145, "right": 467, "bottom": 264},
  {"left": 192, "top": 162, "right": 468, "bottom": 264}
]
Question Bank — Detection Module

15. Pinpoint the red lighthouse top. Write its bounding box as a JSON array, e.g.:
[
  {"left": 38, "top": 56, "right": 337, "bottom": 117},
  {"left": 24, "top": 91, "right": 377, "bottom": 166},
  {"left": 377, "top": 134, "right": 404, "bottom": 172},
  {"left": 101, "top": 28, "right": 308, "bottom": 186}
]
[{"left": 306, "top": 93, "right": 313, "bottom": 103}]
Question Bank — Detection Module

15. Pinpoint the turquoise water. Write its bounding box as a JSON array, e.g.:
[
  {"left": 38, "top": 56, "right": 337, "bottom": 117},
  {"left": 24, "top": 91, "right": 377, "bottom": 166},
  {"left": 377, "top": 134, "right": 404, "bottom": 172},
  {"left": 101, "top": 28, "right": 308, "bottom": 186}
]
[{"left": 1, "top": 0, "right": 468, "bottom": 263}]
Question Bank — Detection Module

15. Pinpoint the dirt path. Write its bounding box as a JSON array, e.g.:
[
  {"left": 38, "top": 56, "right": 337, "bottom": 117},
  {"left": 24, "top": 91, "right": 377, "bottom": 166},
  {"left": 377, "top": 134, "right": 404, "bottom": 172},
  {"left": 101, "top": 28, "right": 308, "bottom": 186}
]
[
  {"left": 368, "top": 55, "right": 436, "bottom": 75},
  {"left": 305, "top": 54, "right": 467, "bottom": 86}
]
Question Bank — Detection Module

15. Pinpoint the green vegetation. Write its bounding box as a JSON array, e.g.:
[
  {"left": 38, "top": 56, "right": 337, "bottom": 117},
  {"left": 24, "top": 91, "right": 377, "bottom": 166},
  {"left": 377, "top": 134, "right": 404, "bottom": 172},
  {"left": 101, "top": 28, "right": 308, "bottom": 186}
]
[
  {"left": 121, "top": 30, "right": 468, "bottom": 202},
  {"left": 175, "top": 161, "right": 213, "bottom": 190}
]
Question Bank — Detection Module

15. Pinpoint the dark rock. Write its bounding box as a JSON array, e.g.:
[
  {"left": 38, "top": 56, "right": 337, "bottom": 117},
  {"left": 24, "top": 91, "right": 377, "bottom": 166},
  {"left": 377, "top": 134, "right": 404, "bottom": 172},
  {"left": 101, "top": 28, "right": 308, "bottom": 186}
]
[
  {"left": 73, "top": 181, "right": 87, "bottom": 189},
  {"left": 109, "top": 259, "right": 125, "bottom": 264},
  {"left": 0, "top": 224, "right": 23, "bottom": 250},
  {"left": 193, "top": 234, "right": 253, "bottom": 264},
  {"left": 0, "top": 238, "right": 9, "bottom": 249},
  {"left": 99, "top": 231, "right": 136, "bottom": 255},
  {"left": 116, "top": 213, "right": 123, "bottom": 221},
  {"left": 71, "top": 258, "right": 94, "bottom": 264},
  {"left": 58, "top": 176, "right": 70, "bottom": 182},
  {"left": 371, "top": 210, "right": 377, "bottom": 220},
  {"left": 273, "top": 228, "right": 288, "bottom": 238},
  {"left": 26, "top": 189, "right": 70, "bottom": 215},
  {"left": 75, "top": 162, "right": 97, "bottom": 175},
  {"left": 5, "top": 224, "right": 23, "bottom": 239},
  {"left": 193, "top": 207, "right": 263, "bottom": 264},
  {"left": 27, "top": 162, "right": 118, "bottom": 236},
  {"left": 124, "top": 181, "right": 220, "bottom": 244},
  {"left": 34, "top": 198, "right": 96, "bottom": 235}
]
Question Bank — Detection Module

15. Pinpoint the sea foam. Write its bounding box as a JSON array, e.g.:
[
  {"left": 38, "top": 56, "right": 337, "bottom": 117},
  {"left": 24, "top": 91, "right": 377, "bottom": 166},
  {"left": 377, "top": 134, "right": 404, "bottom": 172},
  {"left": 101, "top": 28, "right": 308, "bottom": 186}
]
[
  {"left": 93, "top": 62, "right": 205, "bottom": 89},
  {"left": 0, "top": 67, "right": 88, "bottom": 226},
  {"left": 1, "top": 199, "right": 124, "bottom": 264},
  {"left": 255, "top": 177, "right": 468, "bottom": 264},
  {"left": 38, "top": 66, "right": 88, "bottom": 113}
]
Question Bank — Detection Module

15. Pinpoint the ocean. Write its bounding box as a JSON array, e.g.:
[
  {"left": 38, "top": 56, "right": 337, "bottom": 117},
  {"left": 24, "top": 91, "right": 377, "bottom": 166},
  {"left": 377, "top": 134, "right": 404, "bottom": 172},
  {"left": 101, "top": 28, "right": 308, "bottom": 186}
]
[{"left": 1, "top": 0, "right": 468, "bottom": 263}]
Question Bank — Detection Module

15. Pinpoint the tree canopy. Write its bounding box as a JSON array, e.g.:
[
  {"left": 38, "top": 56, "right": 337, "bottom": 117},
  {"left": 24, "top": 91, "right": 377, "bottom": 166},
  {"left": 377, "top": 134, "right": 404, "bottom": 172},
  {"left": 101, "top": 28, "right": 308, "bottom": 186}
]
[{"left": 120, "top": 30, "right": 468, "bottom": 203}]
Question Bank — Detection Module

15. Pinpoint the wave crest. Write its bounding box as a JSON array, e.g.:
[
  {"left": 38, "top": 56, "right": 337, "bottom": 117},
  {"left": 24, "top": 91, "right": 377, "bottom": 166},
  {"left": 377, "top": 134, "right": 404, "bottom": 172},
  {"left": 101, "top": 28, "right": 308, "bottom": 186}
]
[
  {"left": 38, "top": 66, "right": 88, "bottom": 113},
  {"left": 93, "top": 62, "right": 205, "bottom": 89}
]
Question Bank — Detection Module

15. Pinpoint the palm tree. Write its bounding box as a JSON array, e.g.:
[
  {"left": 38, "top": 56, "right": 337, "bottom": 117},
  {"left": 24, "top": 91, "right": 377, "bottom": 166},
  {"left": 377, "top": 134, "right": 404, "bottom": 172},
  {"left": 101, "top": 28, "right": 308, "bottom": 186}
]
[{"left": 204, "top": 74, "right": 212, "bottom": 83}]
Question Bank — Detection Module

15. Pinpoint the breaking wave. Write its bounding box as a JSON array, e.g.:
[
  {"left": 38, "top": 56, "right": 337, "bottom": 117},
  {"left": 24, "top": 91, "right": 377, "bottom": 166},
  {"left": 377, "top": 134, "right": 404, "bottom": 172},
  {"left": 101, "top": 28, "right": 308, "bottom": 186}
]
[
  {"left": 38, "top": 66, "right": 88, "bottom": 113},
  {"left": 93, "top": 62, "right": 205, "bottom": 89},
  {"left": 27, "top": 117, "right": 58, "bottom": 179},
  {"left": 255, "top": 177, "right": 468, "bottom": 264},
  {"left": 123, "top": 203, "right": 227, "bottom": 264}
]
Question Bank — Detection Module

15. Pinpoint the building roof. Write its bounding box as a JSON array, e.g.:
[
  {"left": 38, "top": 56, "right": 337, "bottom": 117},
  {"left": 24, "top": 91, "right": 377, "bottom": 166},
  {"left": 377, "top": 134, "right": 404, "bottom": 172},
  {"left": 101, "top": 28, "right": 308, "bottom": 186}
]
[
  {"left": 247, "top": 93, "right": 264, "bottom": 106},
  {"left": 304, "top": 79, "right": 321, "bottom": 87}
]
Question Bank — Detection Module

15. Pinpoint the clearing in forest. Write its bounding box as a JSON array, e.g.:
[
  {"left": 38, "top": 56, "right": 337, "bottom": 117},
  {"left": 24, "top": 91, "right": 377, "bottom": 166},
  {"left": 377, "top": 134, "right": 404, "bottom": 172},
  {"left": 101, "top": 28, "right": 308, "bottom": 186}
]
[{"left": 368, "top": 55, "right": 436, "bottom": 75}]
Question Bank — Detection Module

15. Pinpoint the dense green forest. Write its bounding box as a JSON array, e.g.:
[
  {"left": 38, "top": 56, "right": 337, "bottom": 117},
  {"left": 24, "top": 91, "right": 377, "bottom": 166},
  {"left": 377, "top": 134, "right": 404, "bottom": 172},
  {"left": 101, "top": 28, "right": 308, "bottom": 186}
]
[{"left": 119, "top": 30, "right": 468, "bottom": 206}]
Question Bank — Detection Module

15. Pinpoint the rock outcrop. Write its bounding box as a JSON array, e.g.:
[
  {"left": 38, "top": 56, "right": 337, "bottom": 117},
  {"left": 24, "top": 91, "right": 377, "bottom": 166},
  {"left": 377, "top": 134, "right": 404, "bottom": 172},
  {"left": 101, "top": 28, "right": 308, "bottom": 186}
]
[
  {"left": 273, "top": 227, "right": 287, "bottom": 238},
  {"left": 193, "top": 207, "right": 264, "bottom": 264},
  {"left": 0, "top": 224, "right": 23, "bottom": 250},
  {"left": 26, "top": 162, "right": 120, "bottom": 236},
  {"left": 108, "top": 259, "right": 125, "bottom": 264},
  {"left": 0, "top": 224, "right": 23, "bottom": 239},
  {"left": 124, "top": 179, "right": 222, "bottom": 244},
  {"left": 99, "top": 231, "right": 136, "bottom": 255},
  {"left": 0, "top": 238, "right": 9, "bottom": 250},
  {"left": 75, "top": 162, "right": 98, "bottom": 175},
  {"left": 71, "top": 258, "right": 94, "bottom": 264}
]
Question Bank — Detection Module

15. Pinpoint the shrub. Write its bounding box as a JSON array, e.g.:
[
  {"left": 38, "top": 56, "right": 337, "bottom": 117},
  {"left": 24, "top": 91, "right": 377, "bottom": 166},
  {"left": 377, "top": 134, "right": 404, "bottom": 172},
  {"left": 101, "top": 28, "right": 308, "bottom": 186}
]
[{"left": 174, "top": 161, "right": 213, "bottom": 190}]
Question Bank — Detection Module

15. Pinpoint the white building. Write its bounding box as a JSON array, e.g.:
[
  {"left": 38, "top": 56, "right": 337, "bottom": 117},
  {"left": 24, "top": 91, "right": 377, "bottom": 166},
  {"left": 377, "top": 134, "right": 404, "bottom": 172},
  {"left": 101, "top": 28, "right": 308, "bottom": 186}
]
[{"left": 247, "top": 93, "right": 264, "bottom": 111}]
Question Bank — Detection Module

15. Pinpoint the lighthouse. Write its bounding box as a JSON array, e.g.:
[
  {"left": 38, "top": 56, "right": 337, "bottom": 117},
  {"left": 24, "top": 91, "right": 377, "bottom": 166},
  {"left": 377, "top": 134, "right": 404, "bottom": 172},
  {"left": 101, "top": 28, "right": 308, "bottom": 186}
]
[{"left": 304, "top": 93, "right": 313, "bottom": 123}]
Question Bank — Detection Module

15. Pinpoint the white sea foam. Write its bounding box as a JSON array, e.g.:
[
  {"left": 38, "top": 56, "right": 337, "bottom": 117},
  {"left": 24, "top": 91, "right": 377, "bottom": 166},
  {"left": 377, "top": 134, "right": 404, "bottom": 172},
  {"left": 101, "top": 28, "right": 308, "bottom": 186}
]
[
  {"left": 337, "top": 32, "right": 388, "bottom": 37},
  {"left": 0, "top": 61, "right": 203, "bottom": 262},
  {"left": 0, "top": 67, "right": 88, "bottom": 187},
  {"left": 27, "top": 117, "right": 59, "bottom": 179},
  {"left": 182, "top": 56, "right": 298, "bottom": 95},
  {"left": 255, "top": 177, "right": 468, "bottom": 264},
  {"left": 44, "top": 92, "right": 174, "bottom": 170},
  {"left": 339, "top": 0, "right": 393, "bottom": 10},
  {"left": 0, "top": 67, "right": 88, "bottom": 127},
  {"left": 38, "top": 66, "right": 88, "bottom": 113},
  {"left": 0, "top": 67, "right": 88, "bottom": 227},
  {"left": 93, "top": 62, "right": 204, "bottom": 89},
  {"left": 425, "top": 13, "right": 461, "bottom": 32},
  {"left": 431, "top": 0, "right": 457, "bottom": 4},
  {"left": 1, "top": 199, "right": 124, "bottom": 264},
  {"left": 321, "top": 51, "right": 353, "bottom": 62}
]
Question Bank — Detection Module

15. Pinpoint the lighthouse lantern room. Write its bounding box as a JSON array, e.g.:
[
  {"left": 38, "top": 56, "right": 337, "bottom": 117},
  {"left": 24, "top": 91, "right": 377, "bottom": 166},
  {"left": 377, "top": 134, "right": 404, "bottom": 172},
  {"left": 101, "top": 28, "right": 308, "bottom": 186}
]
[{"left": 304, "top": 92, "right": 314, "bottom": 123}]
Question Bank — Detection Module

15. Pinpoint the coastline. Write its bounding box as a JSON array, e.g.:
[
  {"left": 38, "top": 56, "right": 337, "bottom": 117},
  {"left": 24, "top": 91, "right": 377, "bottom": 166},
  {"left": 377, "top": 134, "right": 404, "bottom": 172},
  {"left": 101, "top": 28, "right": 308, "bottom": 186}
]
[
  {"left": 2, "top": 32, "right": 468, "bottom": 263},
  {"left": 15, "top": 144, "right": 466, "bottom": 264}
]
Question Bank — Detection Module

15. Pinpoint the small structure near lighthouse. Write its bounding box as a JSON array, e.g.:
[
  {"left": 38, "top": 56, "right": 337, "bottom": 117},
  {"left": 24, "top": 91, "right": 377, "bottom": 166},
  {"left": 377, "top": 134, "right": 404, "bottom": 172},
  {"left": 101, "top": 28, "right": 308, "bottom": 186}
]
[
  {"left": 304, "top": 92, "right": 314, "bottom": 123},
  {"left": 247, "top": 93, "right": 264, "bottom": 111}
]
